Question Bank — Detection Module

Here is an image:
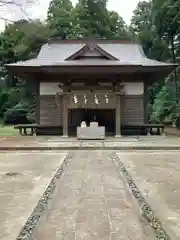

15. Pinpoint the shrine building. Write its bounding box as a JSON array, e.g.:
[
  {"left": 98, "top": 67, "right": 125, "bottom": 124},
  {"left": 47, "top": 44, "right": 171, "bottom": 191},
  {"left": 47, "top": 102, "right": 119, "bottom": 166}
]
[{"left": 6, "top": 39, "right": 177, "bottom": 137}]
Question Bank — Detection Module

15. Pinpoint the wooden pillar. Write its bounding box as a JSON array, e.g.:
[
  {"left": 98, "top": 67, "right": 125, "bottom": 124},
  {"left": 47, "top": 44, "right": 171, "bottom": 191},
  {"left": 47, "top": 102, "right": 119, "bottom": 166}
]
[
  {"left": 115, "top": 93, "right": 121, "bottom": 137},
  {"left": 144, "top": 81, "right": 149, "bottom": 123},
  {"left": 62, "top": 93, "right": 68, "bottom": 137}
]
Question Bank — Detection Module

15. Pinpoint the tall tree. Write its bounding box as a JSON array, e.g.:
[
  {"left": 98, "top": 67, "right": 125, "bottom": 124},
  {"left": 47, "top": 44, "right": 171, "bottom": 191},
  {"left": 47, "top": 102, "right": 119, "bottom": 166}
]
[
  {"left": 152, "top": 0, "right": 180, "bottom": 67},
  {"left": 130, "top": 0, "right": 179, "bottom": 123},
  {"left": 0, "top": 19, "right": 53, "bottom": 86},
  {"left": 47, "top": 0, "right": 73, "bottom": 38},
  {"left": 109, "top": 11, "right": 132, "bottom": 40},
  {"left": 152, "top": 0, "right": 180, "bottom": 121},
  {"left": 72, "top": 0, "right": 111, "bottom": 38},
  {"left": 72, "top": 0, "right": 131, "bottom": 39},
  {"left": 130, "top": 1, "right": 169, "bottom": 107},
  {"left": 130, "top": 0, "right": 171, "bottom": 61}
]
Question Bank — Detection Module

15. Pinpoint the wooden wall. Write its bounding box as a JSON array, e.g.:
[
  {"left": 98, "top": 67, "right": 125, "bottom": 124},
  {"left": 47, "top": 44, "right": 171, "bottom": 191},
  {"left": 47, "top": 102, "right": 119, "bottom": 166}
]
[
  {"left": 39, "top": 95, "right": 63, "bottom": 125},
  {"left": 37, "top": 81, "right": 145, "bottom": 126},
  {"left": 121, "top": 95, "right": 144, "bottom": 124}
]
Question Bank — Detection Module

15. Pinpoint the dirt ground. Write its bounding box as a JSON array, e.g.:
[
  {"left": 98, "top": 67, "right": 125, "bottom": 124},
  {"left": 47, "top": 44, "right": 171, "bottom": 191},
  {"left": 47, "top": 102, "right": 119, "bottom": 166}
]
[
  {"left": 0, "top": 151, "right": 67, "bottom": 240},
  {"left": 117, "top": 150, "right": 180, "bottom": 240}
]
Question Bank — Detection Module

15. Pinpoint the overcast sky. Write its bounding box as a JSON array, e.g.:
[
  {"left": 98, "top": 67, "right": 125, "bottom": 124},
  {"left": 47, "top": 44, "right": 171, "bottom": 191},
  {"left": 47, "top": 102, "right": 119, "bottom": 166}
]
[{"left": 0, "top": 0, "right": 140, "bottom": 30}]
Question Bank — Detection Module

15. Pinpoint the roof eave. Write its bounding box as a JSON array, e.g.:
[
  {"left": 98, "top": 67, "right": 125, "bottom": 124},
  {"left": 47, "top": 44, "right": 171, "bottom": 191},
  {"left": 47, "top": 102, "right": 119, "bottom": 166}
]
[
  {"left": 5, "top": 62, "right": 178, "bottom": 68},
  {"left": 5, "top": 63, "right": 178, "bottom": 79}
]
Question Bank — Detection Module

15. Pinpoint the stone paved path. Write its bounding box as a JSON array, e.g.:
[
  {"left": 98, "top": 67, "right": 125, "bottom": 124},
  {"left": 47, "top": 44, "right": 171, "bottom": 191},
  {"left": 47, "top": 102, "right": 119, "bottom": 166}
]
[
  {"left": 32, "top": 151, "right": 154, "bottom": 240},
  {"left": 1, "top": 136, "right": 180, "bottom": 150}
]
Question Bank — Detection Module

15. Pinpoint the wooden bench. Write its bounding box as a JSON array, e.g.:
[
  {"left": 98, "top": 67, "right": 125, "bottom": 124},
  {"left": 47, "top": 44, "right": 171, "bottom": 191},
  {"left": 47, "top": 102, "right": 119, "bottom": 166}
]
[
  {"left": 14, "top": 124, "right": 38, "bottom": 136},
  {"left": 124, "top": 123, "right": 165, "bottom": 136},
  {"left": 144, "top": 123, "right": 164, "bottom": 135}
]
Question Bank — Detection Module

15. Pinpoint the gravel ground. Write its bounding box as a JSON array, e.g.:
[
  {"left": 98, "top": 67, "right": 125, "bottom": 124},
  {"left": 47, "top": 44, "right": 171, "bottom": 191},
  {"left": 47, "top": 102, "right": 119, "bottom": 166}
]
[{"left": 17, "top": 156, "right": 70, "bottom": 240}]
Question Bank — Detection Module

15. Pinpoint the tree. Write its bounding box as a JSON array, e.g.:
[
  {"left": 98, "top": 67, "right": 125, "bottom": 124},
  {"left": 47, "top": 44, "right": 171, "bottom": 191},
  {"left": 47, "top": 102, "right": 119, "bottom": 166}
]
[
  {"left": 0, "top": 19, "right": 53, "bottom": 87},
  {"left": 72, "top": 0, "right": 132, "bottom": 39},
  {"left": 130, "top": 0, "right": 171, "bottom": 60},
  {"left": 0, "top": 0, "right": 133, "bottom": 124},
  {"left": 108, "top": 11, "right": 132, "bottom": 40},
  {"left": 0, "top": 18, "right": 51, "bottom": 123},
  {"left": 72, "top": 0, "right": 111, "bottom": 38},
  {"left": 150, "top": 83, "right": 176, "bottom": 123},
  {"left": 130, "top": 0, "right": 180, "bottom": 123},
  {"left": 152, "top": 0, "right": 180, "bottom": 111},
  {"left": 47, "top": 0, "right": 74, "bottom": 38}
]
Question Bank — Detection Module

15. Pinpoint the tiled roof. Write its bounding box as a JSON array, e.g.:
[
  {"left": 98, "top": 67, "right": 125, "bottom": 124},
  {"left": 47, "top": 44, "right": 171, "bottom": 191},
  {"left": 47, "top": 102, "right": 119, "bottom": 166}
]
[{"left": 6, "top": 41, "right": 177, "bottom": 67}]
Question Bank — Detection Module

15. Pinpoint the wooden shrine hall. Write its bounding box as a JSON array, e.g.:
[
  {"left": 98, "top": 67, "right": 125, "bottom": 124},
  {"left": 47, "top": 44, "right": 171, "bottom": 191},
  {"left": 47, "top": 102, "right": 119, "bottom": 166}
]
[{"left": 6, "top": 39, "right": 177, "bottom": 138}]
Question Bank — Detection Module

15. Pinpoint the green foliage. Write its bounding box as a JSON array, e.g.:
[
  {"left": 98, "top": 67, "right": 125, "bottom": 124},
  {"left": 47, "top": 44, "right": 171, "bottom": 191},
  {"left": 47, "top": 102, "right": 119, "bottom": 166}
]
[
  {"left": 4, "top": 107, "right": 29, "bottom": 124},
  {"left": 0, "top": 19, "right": 51, "bottom": 125},
  {"left": 130, "top": 1, "right": 171, "bottom": 60},
  {"left": 47, "top": 0, "right": 74, "bottom": 38},
  {"left": 0, "top": 20, "right": 53, "bottom": 63},
  {"left": 0, "top": 0, "right": 133, "bottom": 125},
  {"left": 0, "top": 89, "right": 8, "bottom": 116},
  {"left": 108, "top": 11, "right": 133, "bottom": 40},
  {"left": 1, "top": 0, "right": 180, "bottom": 126},
  {"left": 27, "top": 111, "right": 36, "bottom": 123},
  {"left": 0, "top": 20, "right": 53, "bottom": 88},
  {"left": 0, "top": 87, "right": 28, "bottom": 118},
  {"left": 61, "top": 0, "right": 109, "bottom": 39},
  {"left": 8, "top": 88, "right": 25, "bottom": 103},
  {"left": 4, "top": 99, "right": 35, "bottom": 124},
  {"left": 48, "top": 0, "right": 130, "bottom": 40},
  {"left": 130, "top": 0, "right": 180, "bottom": 124},
  {"left": 150, "top": 85, "right": 176, "bottom": 123}
]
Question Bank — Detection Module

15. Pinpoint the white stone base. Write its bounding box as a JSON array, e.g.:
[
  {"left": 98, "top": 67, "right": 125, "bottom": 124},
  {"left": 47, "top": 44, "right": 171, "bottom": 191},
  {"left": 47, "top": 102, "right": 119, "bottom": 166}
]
[
  {"left": 77, "top": 126, "right": 105, "bottom": 140},
  {"left": 62, "top": 135, "right": 68, "bottom": 138},
  {"left": 115, "top": 135, "right": 122, "bottom": 138}
]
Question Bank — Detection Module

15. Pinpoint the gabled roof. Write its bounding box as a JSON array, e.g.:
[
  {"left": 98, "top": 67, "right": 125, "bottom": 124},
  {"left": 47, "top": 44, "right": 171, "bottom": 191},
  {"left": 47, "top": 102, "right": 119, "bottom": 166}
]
[
  {"left": 5, "top": 39, "right": 178, "bottom": 68},
  {"left": 65, "top": 42, "right": 119, "bottom": 60}
]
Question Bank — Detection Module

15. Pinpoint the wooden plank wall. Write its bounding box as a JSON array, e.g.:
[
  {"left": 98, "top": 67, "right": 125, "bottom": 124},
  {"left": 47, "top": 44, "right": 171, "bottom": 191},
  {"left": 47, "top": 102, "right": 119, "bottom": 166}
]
[
  {"left": 38, "top": 95, "right": 144, "bottom": 126},
  {"left": 39, "top": 95, "right": 63, "bottom": 125},
  {"left": 37, "top": 82, "right": 145, "bottom": 126},
  {"left": 121, "top": 95, "right": 144, "bottom": 124}
]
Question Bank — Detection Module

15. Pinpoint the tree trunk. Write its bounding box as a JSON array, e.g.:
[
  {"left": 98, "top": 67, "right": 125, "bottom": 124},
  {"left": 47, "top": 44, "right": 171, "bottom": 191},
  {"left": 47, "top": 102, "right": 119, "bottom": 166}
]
[{"left": 170, "top": 35, "right": 178, "bottom": 118}]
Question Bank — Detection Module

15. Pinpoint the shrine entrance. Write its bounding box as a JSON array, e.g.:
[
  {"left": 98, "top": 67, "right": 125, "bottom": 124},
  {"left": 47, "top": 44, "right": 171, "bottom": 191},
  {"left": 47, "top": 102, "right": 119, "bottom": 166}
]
[
  {"left": 68, "top": 109, "right": 115, "bottom": 136},
  {"left": 62, "top": 89, "right": 121, "bottom": 137}
]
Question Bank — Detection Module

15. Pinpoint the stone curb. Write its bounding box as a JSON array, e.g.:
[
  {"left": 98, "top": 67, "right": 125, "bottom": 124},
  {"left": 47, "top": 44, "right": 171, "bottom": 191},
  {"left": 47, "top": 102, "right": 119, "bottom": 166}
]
[
  {"left": 16, "top": 155, "right": 70, "bottom": 240},
  {"left": 111, "top": 154, "right": 171, "bottom": 240},
  {"left": 0, "top": 146, "right": 180, "bottom": 151}
]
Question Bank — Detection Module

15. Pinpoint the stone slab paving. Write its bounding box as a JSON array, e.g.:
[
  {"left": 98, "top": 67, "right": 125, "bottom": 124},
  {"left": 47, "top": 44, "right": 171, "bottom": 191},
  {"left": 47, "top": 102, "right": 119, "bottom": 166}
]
[
  {"left": 0, "top": 136, "right": 180, "bottom": 150},
  {"left": 117, "top": 150, "right": 180, "bottom": 240},
  {"left": 0, "top": 151, "right": 67, "bottom": 240},
  {"left": 32, "top": 151, "right": 154, "bottom": 240}
]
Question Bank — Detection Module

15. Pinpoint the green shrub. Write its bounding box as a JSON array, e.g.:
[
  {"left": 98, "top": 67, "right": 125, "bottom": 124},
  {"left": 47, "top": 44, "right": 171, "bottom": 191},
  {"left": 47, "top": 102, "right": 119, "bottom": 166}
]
[
  {"left": 3, "top": 99, "right": 35, "bottom": 124},
  {"left": 3, "top": 87, "right": 26, "bottom": 111},
  {"left": 27, "top": 111, "right": 36, "bottom": 123},
  {"left": 0, "top": 90, "right": 8, "bottom": 116},
  {"left": 4, "top": 108, "right": 29, "bottom": 124},
  {"left": 150, "top": 85, "right": 176, "bottom": 123}
]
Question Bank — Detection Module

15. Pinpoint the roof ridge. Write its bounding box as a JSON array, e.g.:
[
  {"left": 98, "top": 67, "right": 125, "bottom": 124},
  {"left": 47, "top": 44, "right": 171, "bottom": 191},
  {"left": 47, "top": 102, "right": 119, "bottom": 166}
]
[{"left": 47, "top": 39, "right": 136, "bottom": 45}]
